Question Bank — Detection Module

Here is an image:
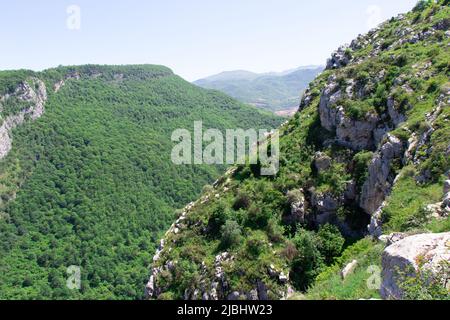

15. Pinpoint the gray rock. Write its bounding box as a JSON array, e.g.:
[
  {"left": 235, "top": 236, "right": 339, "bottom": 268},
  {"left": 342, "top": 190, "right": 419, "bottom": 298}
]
[
  {"left": 361, "top": 135, "right": 404, "bottom": 216},
  {"left": 247, "top": 289, "right": 259, "bottom": 301},
  {"left": 0, "top": 78, "right": 47, "bottom": 159},
  {"left": 311, "top": 192, "right": 340, "bottom": 214},
  {"left": 381, "top": 232, "right": 450, "bottom": 300},
  {"left": 227, "top": 291, "right": 241, "bottom": 301},
  {"left": 279, "top": 272, "right": 289, "bottom": 284},
  {"left": 326, "top": 45, "right": 352, "bottom": 70},
  {"left": 335, "top": 109, "right": 379, "bottom": 151},
  {"left": 387, "top": 97, "right": 407, "bottom": 126},
  {"left": 285, "top": 190, "right": 307, "bottom": 224},
  {"left": 314, "top": 152, "right": 332, "bottom": 172},
  {"left": 378, "top": 232, "right": 407, "bottom": 246},
  {"left": 444, "top": 180, "right": 450, "bottom": 195},
  {"left": 257, "top": 280, "right": 269, "bottom": 300}
]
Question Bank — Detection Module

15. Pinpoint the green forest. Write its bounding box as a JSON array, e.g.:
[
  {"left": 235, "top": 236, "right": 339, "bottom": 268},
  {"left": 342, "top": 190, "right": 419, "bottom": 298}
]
[{"left": 0, "top": 65, "right": 282, "bottom": 299}]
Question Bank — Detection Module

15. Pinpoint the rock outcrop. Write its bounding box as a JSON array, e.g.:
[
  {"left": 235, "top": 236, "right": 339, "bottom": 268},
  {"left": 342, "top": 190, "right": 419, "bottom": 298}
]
[
  {"left": 380, "top": 232, "right": 450, "bottom": 300},
  {"left": 360, "top": 135, "right": 404, "bottom": 236},
  {"left": 0, "top": 78, "right": 47, "bottom": 159}
]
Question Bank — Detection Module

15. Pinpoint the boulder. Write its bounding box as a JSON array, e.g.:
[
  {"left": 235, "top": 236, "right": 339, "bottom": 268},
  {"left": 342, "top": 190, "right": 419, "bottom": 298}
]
[
  {"left": 285, "top": 189, "right": 307, "bottom": 224},
  {"left": 380, "top": 232, "right": 450, "bottom": 300},
  {"left": 314, "top": 152, "right": 332, "bottom": 172},
  {"left": 227, "top": 291, "right": 241, "bottom": 300}
]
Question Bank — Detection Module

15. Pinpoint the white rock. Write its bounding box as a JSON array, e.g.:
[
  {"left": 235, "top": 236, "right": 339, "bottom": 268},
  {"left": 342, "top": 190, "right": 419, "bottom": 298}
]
[
  {"left": 341, "top": 260, "right": 358, "bottom": 279},
  {"left": 380, "top": 232, "right": 450, "bottom": 300}
]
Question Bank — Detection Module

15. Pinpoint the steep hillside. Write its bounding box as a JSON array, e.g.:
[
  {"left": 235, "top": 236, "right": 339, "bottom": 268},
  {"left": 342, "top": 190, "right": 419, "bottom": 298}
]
[
  {"left": 147, "top": 1, "right": 449, "bottom": 300},
  {"left": 194, "top": 66, "right": 323, "bottom": 112},
  {"left": 0, "top": 65, "right": 281, "bottom": 299}
]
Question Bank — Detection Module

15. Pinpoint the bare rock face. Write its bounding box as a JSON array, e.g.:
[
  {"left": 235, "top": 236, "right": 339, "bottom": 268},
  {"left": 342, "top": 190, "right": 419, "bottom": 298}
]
[
  {"left": 285, "top": 189, "right": 307, "bottom": 224},
  {"left": 0, "top": 78, "right": 47, "bottom": 159},
  {"left": 380, "top": 232, "right": 450, "bottom": 300},
  {"left": 326, "top": 45, "right": 352, "bottom": 70},
  {"left": 387, "top": 96, "right": 407, "bottom": 126},
  {"left": 318, "top": 75, "right": 382, "bottom": 151},
  {"left": 360, "top": 135, "right": 404, "bottom": 217},
  {"left": 335, "top": 109, "right": 379, "bottom": 151},
  {"left": 319, "top": 76, "right": 342, "bottom": 132}
]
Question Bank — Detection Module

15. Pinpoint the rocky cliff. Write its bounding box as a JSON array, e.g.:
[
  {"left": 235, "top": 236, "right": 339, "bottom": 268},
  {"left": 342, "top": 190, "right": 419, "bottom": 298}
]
[
  {"left": 0, "top": 78, "right": 47, "bottom": 159},
  {"left": 147, "top": 1, "right": 449, "bottom": 300}
]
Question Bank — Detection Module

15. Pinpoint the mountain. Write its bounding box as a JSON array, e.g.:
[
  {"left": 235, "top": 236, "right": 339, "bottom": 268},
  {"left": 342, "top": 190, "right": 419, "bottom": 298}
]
[
  {"left": 147, "top": 1, "right": 449, "bottom": 300},
  {"left": 0, "top": 65, "right": 282, "bottom": 299},
  {"left": 194, "top": 66, "right": 323, "bottom": 112}
]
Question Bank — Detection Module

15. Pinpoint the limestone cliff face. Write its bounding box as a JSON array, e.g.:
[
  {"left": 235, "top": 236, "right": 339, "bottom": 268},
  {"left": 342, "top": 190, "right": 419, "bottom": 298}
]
[{"left": 0, "top": 78, "right": 47, "bottom": 159}]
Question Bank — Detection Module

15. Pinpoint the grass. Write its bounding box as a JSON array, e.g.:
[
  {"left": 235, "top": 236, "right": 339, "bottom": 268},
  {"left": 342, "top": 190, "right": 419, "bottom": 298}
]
[
  {"left": 304, "top": 238, "right": 384, "bottom": 300},
  {"left": 382, "top": 167, "right": 444, "bottom": 233}
]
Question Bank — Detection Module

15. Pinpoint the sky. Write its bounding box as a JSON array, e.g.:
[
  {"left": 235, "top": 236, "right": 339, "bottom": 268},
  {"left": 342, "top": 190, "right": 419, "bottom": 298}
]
[{"left": 0, "top": 0, "right": 418, "bottom": 81}]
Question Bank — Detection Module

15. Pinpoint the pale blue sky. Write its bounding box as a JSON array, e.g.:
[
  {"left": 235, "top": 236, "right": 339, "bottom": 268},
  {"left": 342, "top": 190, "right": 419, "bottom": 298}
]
[{"left": 1, "top": 0, "right": 417, "bottom": 81}]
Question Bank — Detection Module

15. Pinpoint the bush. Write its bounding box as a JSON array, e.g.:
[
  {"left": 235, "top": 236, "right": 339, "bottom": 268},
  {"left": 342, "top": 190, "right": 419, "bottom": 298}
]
[
  {"left": 207, "top": 202, "right": 230, "bottom": 234},
  {"left": 220, "top": 220, "right": 242, "bottom": 249},
  {"left": 346, "top": 100, "right": 372, "bottom": 120},
  {"left": 316, "top": 224, "right": 345, "bottom": 265},
  {"left": 232, "top": 191, "right": 251, "bottom": 211},
  {"left": 353, "top": 151, "right": 373, "bottom": 187},
  {"left": 246, "top": 204, "right": 272, "bottom": 229},
  {"left": 395, "top": 54, "right": 409, "bottom": 67},
  {"left": 291, "top": 229, "right": 324, "bottom": 291},
  {"left": 399, "top": 260, "right": 450, "bottom": 300},
  {"left": 413, "top": 0, "right": 433, "bottom": 12},
  {"left": 245, "top": 232, "right": 267, "bottom": 257}
]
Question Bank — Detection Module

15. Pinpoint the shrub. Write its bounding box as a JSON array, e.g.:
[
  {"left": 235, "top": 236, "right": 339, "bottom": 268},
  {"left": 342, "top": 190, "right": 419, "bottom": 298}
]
[
  {"left": 220, "top": 220, "right": 242, "bottom": 249},
  {"left": 346, "top": 100, "right": 372, "bottom": 120},
  {"left": 281, "top": 241, "right": 299, "bottom": 262},
  {"left": 291, "top": 229, "right": 324, "bottom": 291},
  {"left": 232, "top": 191, "right": 251, "bottom": 211},
  {"left": 413, "top": 0, "right": 433, "bottom": 12},
  {"left": 246, "top": 204, "right": 272, "bottom": 229},
  {"left": 317, "top": 163, "right": 350, "bottom": 195},
  {"left": 353, "top": 151, "right": 374, "bottom": 187},
  {"left": 316, "top": 224, "right": 345, "bottom": 265},
  {"left": 395, "top": 54, "right": 409, "bottom": 67},
  {"left": 245, "top": 232, "right": 267, "bottom": 257},
  {"left": 207, "top": 201, "right": 230, "bottom": 234},
  {"left": 399, "top": 260, "right": 450, "bottom": 300}
]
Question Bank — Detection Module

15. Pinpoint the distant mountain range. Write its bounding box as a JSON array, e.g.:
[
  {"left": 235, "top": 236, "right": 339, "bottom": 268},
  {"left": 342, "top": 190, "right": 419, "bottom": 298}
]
[{"left": 194, "top": 66, "right": 323, "bottom": 113}]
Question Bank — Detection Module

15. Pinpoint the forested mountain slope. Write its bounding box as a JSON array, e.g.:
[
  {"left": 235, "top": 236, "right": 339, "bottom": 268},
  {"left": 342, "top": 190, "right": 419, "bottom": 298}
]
[
  {"left": 0, "top": 65, "right": 281, "bottom": 299},
  {"left": 194, "top": 66, "right": 323, "bottom": 112},
  {"left": 147, "top": 1, "right": 449, "bottom": 300}
]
